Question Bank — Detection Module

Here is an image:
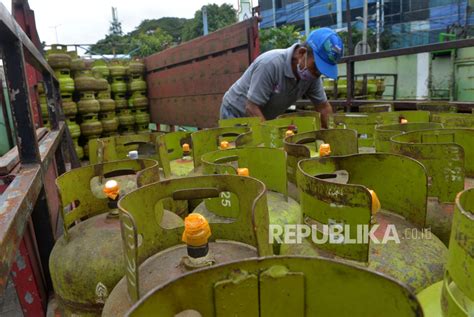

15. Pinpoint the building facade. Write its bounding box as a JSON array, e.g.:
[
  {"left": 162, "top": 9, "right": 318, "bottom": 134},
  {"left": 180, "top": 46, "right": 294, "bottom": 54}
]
[{"left": 258, "top": 0, "right": 473, "bottom": 49}]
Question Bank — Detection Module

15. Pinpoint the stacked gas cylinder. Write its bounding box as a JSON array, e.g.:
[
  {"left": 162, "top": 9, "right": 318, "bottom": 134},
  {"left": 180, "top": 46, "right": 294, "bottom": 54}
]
[
  {"left": 107, "top": 59, "right": 150, "bottom": 135},
  {"left": 128, "top": 59, "right": 150, "bottom": 133},
  {"left": 44, "top": 45, "right": 83, "bottom": 158},
  {"left": 45, "top": 46, "right": 151, "bottom": 160}
]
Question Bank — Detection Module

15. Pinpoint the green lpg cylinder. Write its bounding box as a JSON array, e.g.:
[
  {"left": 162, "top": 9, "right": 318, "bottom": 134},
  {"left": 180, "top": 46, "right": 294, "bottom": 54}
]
[
  {"left": 46, "top": 44, "right": 71, "bottom": 69},
  {"left": 94, "top": 72, "right": 109, "bottom": 92},
  {"left": 156, "top": 131, "right": 194, "bottom": 178},
  {"left": 40, "top": 97, "right": 48, "bottom": 119},
  {"left": 337, "top": 78, "right": 347, "bottom": 99},
  {"left": 366, "top": 79, "right": 378, "bottom": 99},
  {"left": 78, "top": 92, "right": 100, "bottom": 115},
  {"left": 128, "top": 58, "right": 145, "bottom": 76},
  {"left": 101, "top": 174, "right": 273, "bottom": 316},
  {"left": 111, "top": 76, "right": 127, "bottom": 94},
  {"left": 329, "top": 111, "right": 429, "bottom": 151},
  {"left": 87, "top": 132, "right": 163, "bottom": 164},
  {"left": 67, "top": 118, "right": 81, "bottom": 139},
  {"left": 68, "top": 51, "right": 85, "bottom": 73},
  {"left": 193, "top": 147, "right": 302, "bottom": 255},
  {"left": 81, "top": 114, "right": 103, "bottom": 138},
  {"left": 416, "top": 101, "right": 457, "bottom": 113},
  {"left": 117, "top": 109, "right": 135, "bottom": 135},
  {"left": 134, "top": 109, "right": 150, "bottom": 133},
  {"left": 73, "top": 140, "right": 84, "bottom": 160},
  {"left": 261, "top": 116, "right": 318, "bottom": 148},
  {"left": 374, "top": 122, "right": 443, "bottom": 152},
  {"left": 98, "top": 96, "right": 116, "bottom": 113},
  {"left": 390, "top": 128, "right": 474, "bottom": 244},
  {"left": 430, "top": 112, "right": 474, "bottom": 128},
  {"left": 75, "top": 70, "right": 99, "bottom": 92},
  {"left": 49, "top": 159, "right": 161, "bottom": 316},
  {"left": 218, "top": 117, "right": 263, "bottom": 145},
  {"left": 129, "top": 256, "right": 423, "bottom": 317},
  {"left": 283, "top": 129, "right": 359, "bottom": 201},
  {"left": 128, "top": 74, "right": 147, "bottom": 92},
  {"left": 129, "top": 91, "right": 148, "bottom": 109},
  {"left": 375, "top": 78, "right": 385, "bottom": 99},
  {"left": 109, "top": 60, "right": 126, "bottom": 77},
  {"left": 67, "top": 116, "right": 84, "bottom": 160},
  {"left": 97, "top": 85, "right": 112, "bottom": 101},
  {"left": 417, "top": 187, "right": 474, "bottom": 317},
  {"left": 280, "top": 153, "right": 448, "bottom": 294},
  {"left": 323, "top": 78, "right": 335, "bottom": 99},
  {"left": 61, "top": 94, "right": 78, "bottom": 119},
  {"left": 92, "top": 59, "right": 110, "bottom": 78},
  {"left": 55, "top": 69, "right": 75, "bottom": 94},
  {"left": 100, "top": 112, "right": 119, "bottom": 137},
  {"left": 190, "top": 126, "right": 254, "bottom": 175},
  {"left": 114, "top": 94, "right": 127, "bottom": 110}
]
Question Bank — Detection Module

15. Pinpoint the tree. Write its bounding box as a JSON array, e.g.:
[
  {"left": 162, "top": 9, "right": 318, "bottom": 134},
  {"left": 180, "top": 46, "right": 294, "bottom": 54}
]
[
  {"left": 89, "top": 34, "right": 130, "bottom": 55},
  {"left": 259, "top": 25, "right": 303, "bottom": 52},
  {"left": 130, "top": 17, "right": 188, "bottom": 43},
  {"left": 181, "top": 4, "right": 237, "bottom": 41},
  {"left": 129, "top": 28, "right": 173, "bottom": 57},
  {"left": 337, "top": 27, "right": 398, "bottom": 53}
]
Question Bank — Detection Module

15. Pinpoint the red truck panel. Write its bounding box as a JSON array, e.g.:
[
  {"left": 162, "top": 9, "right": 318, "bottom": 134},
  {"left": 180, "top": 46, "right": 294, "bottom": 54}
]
[{"left": 145, "top": 17, "right": 259, "bottom": 128}]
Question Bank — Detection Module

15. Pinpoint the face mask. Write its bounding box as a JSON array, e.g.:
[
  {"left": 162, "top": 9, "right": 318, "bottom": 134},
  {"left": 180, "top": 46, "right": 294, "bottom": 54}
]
[{"left": 297, "top": 52, "right": 316, "bottom": 81}]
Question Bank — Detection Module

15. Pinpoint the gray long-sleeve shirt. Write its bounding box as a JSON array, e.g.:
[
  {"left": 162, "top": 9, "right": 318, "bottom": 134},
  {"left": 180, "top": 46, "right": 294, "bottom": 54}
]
[{"left": 220, "top": 43, "right": 327, "bottom": 120}]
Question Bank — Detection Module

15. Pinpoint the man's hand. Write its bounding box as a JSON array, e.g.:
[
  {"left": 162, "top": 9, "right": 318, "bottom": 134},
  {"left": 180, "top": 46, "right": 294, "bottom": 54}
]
[
  {"left": 245, "top": 100, "right": 266, "bottom": 121},
  {"left": 314, "top": 100, "right": 333, "bottom": 129}
]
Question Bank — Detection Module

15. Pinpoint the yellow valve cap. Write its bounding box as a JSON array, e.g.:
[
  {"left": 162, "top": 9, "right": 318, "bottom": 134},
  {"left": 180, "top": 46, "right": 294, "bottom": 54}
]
[
  {"left": 400, "top": 118, "right": 408, "bottom": 124},
  {"left": 237, "top": 168, "right": 249, "bottom": 176},
  {"left": 103, "top": 180, "right": 120, "bottom": 200},
  {"left": 285, "top": 130, "right": 294, "bottom": 137},
  {"left": 369, "top": 189, "right": 381, "bottom": 215},
  {"left": 182, "top": 143, "right": 190, "bottom": 152},
  {"left": 319, "top": 143, "right": 331, "bottom": 157},
  {"left": 182, "top": 213, "right": 212, "bottom": 247},
  {"left": 220, "top": 141, "right": 229, "bottom": 150}
]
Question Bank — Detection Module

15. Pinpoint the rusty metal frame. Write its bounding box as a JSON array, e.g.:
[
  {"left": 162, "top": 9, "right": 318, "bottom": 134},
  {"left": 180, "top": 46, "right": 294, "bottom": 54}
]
[{"left": 0, "top": 1, "right": 79, "bottom": 300}]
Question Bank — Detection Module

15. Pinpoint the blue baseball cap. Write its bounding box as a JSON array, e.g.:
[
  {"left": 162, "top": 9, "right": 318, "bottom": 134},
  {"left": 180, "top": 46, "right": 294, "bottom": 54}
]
[{"left": 306, "top": 28, "right": 343, "bottom": 79}]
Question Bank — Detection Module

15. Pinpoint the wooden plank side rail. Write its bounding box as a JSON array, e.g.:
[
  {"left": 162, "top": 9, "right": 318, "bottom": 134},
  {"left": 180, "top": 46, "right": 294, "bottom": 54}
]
[{"left": 145, "top": 17, "right": 259, "bottom": 128}]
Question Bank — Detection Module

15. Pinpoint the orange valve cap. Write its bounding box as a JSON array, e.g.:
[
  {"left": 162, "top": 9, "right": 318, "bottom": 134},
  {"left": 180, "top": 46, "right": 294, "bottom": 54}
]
[
  {"left": 369, "top": 189, "right": 381, "bottom": 215},
  {"left": 237, "top": 168, "right": 249, "bottom": 176},
  {"left": 319, "top": 143, "right": 331, "bottom": 157},
  {"left": 182, "top": 143, "right": 190, "bottom": 152},
  {"left": 285, "top": 130, "right": 294, "bottom": 137},
  {"left": 220, "top": 141, "right": 229, "bottom": 150},
  {"left": 400, "top": 118, "right": 408, "bottom": 124},
  {"left": 182, "top": 213, "right": 212, "bottom": 247},
  {"left": 103, "top": 180, "right": 120, "bottom": 200}
]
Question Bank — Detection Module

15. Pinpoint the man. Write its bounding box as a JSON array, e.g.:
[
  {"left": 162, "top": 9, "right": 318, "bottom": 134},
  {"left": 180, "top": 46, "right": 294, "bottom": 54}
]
[{"left": 219, "top": 27, "right": 343, "bottom": 128}]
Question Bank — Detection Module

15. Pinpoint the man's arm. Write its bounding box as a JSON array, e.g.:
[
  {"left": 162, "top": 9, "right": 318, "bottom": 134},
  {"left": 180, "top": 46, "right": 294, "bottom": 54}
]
[
  {"left": 245, "top": 100, "right": 266, "bottom": 121},
  {"left": 306, "top": 78, "right": 332, "bottom": 128},
  {"left": 313, "top": 100, "right": 333, "bottom": 129}
]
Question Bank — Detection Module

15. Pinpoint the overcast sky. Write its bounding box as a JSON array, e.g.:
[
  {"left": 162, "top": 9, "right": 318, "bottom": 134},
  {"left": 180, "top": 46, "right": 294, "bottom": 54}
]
[{"left": 1, "top": 0, "right": 236, "bottom": 45}]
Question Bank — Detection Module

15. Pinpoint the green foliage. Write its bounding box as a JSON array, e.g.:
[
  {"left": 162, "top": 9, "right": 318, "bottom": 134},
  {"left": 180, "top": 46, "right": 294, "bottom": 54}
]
[
  {"left": 89, "top": 34, "right": 130, "bottom": 55},
  {"left": 337, "top": 27, "right": 398, "bottom": 53},
  {"left": 129, "top": 28, "right": 173, "bottom": 57},
  {"left": 181, "top": 4, "right": 237, "bottom": 41},
  {"left": 90, "top": 4, "right": 237, "bottom": 57},
  {"left": 259, "top": 25, "right": 303, "bottom": 52},
  {"left": 130, "top": 17, "right": 188, "bottom": 42}
]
